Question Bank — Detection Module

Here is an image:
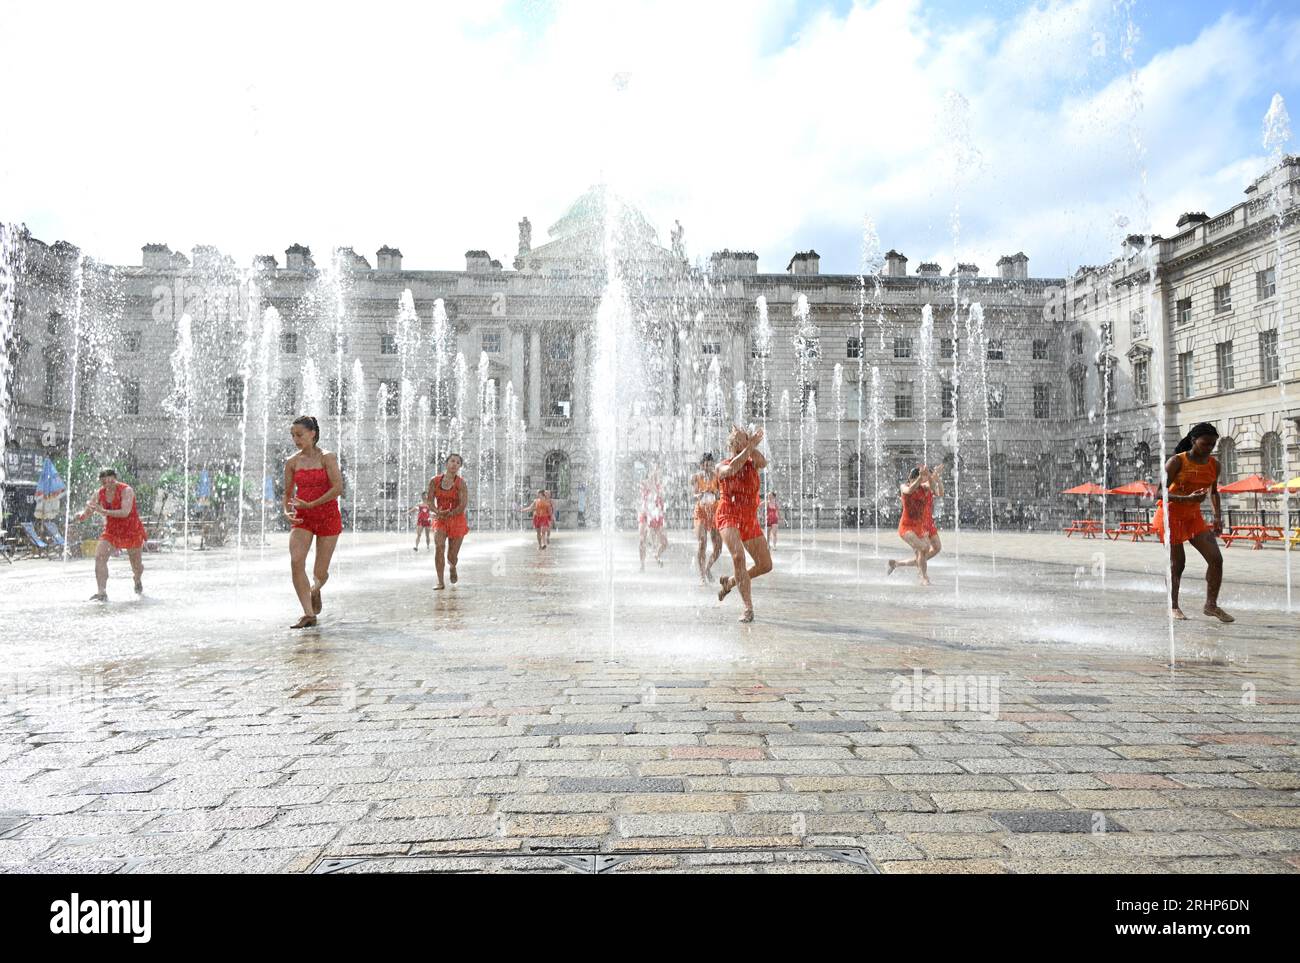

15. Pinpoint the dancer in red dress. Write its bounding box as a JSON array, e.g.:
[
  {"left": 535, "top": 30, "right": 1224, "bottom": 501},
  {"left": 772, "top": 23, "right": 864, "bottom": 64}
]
[
  {"left": 638, "top": 466, "right": 667, "bottom": 570},
  {"left": 888, "top": 464, "right": 944, "bottom": 585},
  {"left": 409, "top": 498, "right": 433, "bottom": 552},
  {"left": 715, "top": 426, "right": 773, "bottom": 622},
  {"left": 283, "top": 415, "right": 344, "bottom": 628},
  {"left": 75, "top": 467, "right": 147, "bottom": 601},
  {"left": 428, "top": 453, "right": 470, "bottom": 589},
  {"left": 764, "top": 490, "right": 781, "bottom": 548},
  {"left": 1153, "top": 422, "right": 1233, "bottom": 622},
  {"left": 690, "top": 453, "right": 722, "bottom": 581},
  {"left": 523, "top": 489, "right": 552, "bottom": 550}
]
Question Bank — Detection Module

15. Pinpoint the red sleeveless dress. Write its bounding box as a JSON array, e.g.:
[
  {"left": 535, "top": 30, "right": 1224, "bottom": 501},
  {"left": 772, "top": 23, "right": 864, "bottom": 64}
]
[
  {"left": 715, "top": 458, "right": 762, "bottom": 541},
  {"left": 99, "top": 484, "right": 148, "bottom": 549},
  {"left": 432, "top": 474, "right": 469, "bottom": 538},
  {"left": 532, "top": 498, "right": 552, "bottom": 530},
  {"left": 416, "top": 504, "right": 432, "bottom": 528},
  {"left": 898, "top": 485, "right": 937, "bottom": 539},
  {"left": 291, "top": 467, "right": 343, "bottom": 537}
]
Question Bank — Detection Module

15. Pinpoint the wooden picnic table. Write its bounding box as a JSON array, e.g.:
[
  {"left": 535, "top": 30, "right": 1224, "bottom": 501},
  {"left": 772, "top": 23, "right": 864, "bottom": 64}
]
[
  {"left": 1106, "top": 520, "right": 1155, "bottom": 542},
  {"left": 1063, "top": 518, "right": 1102, "bottom": 538},
  {"left": 1221, "top": 524, "right": 1285, "bottom": 550}
]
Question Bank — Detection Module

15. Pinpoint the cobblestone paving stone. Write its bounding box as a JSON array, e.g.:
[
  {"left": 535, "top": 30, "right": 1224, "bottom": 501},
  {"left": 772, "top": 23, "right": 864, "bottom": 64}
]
[{"left": 1, "top": 530, "right": 1296, "bottom": 873}]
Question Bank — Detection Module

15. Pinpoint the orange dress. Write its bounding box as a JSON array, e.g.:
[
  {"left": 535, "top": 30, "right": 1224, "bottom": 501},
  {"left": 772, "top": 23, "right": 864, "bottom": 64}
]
[
  {"left": 99, "top": 484, "right": 148, "bottom": 549},
  {"left": 715, "top": 457, "right": 762, "bottom": 541},
  {"left": 532, "top": 498, "right": 552, "bottom": 530},
  {"left": 431, "top": 474, "right": 469, "bottom": 539},
  {"left": 693, "top": 474, "right": 719, "bottom": 530},
  {"left": 1152, "top": 452, "right": 1218, "bottom": 545},
  {"left": 898, "top": 485, "right": 937, "bottom": 539}
]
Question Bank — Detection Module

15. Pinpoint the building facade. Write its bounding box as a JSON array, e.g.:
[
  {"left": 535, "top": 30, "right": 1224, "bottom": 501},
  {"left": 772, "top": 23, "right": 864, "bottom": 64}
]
[{"left": 2, "top": 162, "right": 1297, "bottom": 531}]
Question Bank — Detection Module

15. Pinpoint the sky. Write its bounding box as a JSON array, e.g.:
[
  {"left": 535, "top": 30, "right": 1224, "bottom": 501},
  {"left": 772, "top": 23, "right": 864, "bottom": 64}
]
[{"left": 1, "top": 0, "right": 1297, "bottom": 279}]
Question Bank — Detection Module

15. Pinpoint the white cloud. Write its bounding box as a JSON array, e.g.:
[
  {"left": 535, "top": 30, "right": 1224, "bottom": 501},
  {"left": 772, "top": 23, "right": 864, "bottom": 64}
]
[{"left": 0, "top": 0, "right": 1294, "bottom": 279}]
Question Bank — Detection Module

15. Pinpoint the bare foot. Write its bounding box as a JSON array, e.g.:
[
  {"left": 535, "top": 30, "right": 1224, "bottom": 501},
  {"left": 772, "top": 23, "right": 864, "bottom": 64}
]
[
  {"left": 134, "top": 578, "right": 143, "bottom": 595},
  {"left": 1171, "top": 607, "right": 1188, "bottom": 621},
  {"left": 887, "top": 559, "right": 897, "bottom": 576},
  {"left": 311, "top": 585, "right": 322, "bottom": 614},
  {"left": 718, "top": 575, "right": 733, "bottom": 602},
  {"left": 290, "top": 615, "right": 317, "bottom": 629},
  {"left": 434, "top": 582, "right": 445, "bottom": 591},
  {"left": 739, "top": 608, "right": 754, "bottom": 623},
  {"left": 89, "top": 592, "right": 107, "bottom": 603},
  {"left": 1204, "top": 605, "right": 1235, "bottom": 623},
  {"left": 450, "top": 565, "right": 458, "bottom": 584},
  {"left": 919, "top": 575, "right": 931, "bottom": 586}
]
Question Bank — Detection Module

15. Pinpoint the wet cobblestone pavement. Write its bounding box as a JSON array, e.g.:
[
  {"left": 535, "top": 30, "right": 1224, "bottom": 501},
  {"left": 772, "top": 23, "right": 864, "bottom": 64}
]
[{"left": 1, "top": 529, "right": 1296, "bottom": 873}]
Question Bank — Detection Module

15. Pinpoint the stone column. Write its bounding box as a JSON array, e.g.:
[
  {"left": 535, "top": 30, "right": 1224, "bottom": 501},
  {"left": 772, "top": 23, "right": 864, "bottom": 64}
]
[
  {"left": 573, "top": 327, "right": 587, "bottom": 429},
  {"left": 510, "top": 328, "right": 525, "bottom": 416},
  {"left": 529, "top": 327, "right": 542, "bottom": 428}
]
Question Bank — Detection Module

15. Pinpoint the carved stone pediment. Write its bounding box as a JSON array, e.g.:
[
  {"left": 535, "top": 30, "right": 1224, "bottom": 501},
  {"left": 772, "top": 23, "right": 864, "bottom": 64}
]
[{"left": 1125, "top": 342, "right": 1152, "bottom": 363}]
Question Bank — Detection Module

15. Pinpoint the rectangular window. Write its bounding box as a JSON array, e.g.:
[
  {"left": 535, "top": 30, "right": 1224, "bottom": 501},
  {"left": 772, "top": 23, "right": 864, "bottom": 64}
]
[
  {"left": 280, "top": 331, "right": 299, "bottom": 354},
  {"left": 893, "top": 380, "right": 913, "bottom": 419},
  {"left": 1257, "top": 267, "right": 1276, "bottom": 300},
  {"left": 986, "top": 339, "right": 1005, "bottom": 361},
  {"left": 750, "top": 339, "right": 769, "bottom": 359},
  {"left": 799, "top": 380, "right": 818, "bottom": 416},
  {"left": 122, "top": 378, "right": 140, "bottom": 415},
  {"left": 1104, "top": 362, "right": 1117, "bottom": 409},
  {"left": 941, "top": 380, "right": 957, "bottom": 419},
  {"left": 1176, "top": 298, "right": 1192, "bottom": 325},
  {"left": 1032, "top": 338, "right": 1049, "bottom": 360},
  {"left": 380, "top": 333, "right": 398, "bottom": 355},
  {"left": 1215, "top": 341, "right": 1234, "bottom": 391},
  {"left": 481, "top": 330, "right": 502, "bottom": 354},
  {"left": 1033, "top": 384, "right": 1050, "bottom": 419},
  {"left": 278, "top": 378, "right": 297, "bottom": 415},
  {"left": 1070, "top": 368, "right": 1086, "bottom": 417},
  {"left": 1178, "top": 351, "right": 1194, "bottom": 399},
  {"left": 1129, "top": 308, "right": 1146, "bottom": 341},
  {"left": 379, "top": 480, "right": 398, "bottom": 500},
  {"left": 328, "top": 377, "right": 351, "bottom": 416},
  {"left": 1214, "top": 283, "right": 1232, "bottom": 313},
  {"left": 1071, "top": 331, "right": 1083, "bottom": 355},
  {"left": 122, "top": 331, "right": 142, "bottom": 353},
  {"left": 795, "top": 336, "right": 819, "bottom": 361},
  {"left": 379, "top": 379, "right": 399, "bottom": 415},
  {"left": 1133, "top": 359, "right": 1149, "bottom": 403},
  {"left": 988, "top": 384, "right": 1005, "bottom": 418},
  {"left": 225, "top": 375, "right": 244, "bottom": 416},
  {"left": 940, "top": 337, "right": 958, "bottom": 360},
  {"left": 1260, "top": 329, "right": 1279, "bottom": 383},
  {"left": 846, "top": 337, "right": 862, "bottom": 359},
  {"left": 893, "top": 336, "right": 912, "bottom": 359},
  {"left": 701, "top": 341, "right": 722, "bottom": 355},
  {"left": 748, "top": 384, "right": 771, "bottom": 420}
]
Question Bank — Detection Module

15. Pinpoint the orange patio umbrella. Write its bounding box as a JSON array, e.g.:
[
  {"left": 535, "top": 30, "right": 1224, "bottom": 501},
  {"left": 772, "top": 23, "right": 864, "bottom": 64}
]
[
  {"left": 1221, "top": 474, "right": 1276, "bottom": 527},
  {"left": 1061, "top": 482, "right": 1105, "bottom": 521},
  {"left": 1106, "top": 480, "right": 1158, "bottom": 498}
]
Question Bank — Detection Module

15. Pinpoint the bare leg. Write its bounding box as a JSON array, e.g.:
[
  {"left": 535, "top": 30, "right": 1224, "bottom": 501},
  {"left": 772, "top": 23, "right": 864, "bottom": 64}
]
[
  {"left": 93, "top": 539, "right": 111, "bottom": 597},
  {"left": 311, "top": 534, "right": 338, "bottom": 613},
  {"left": 719, "top": 530, "right": 774, "bottom": 621},
  {"left": 1169, "top": 541, "right": 1187, "bottom": 619},
  {"left": 434, "top": 530, "right": 448, "bottom": 588},
  {"left": 288, "top": 527, "right": 315, "bottom": 620},
  {"left": 707, "top": 529, "right": 722, "bottom": 576},
  {"left": 695, "top": 521, "right": 707, "bottom": 580},
  {"left": 127, "top": 548, "right": 144, "bottom": 592},
  {"left": 639, "top": 526, "right": 647, "bottom": 570},
  {"left": 448, "top": 536, "right": 463, "bottom": 583},
  {"left": 926, "top": 532, "right": 942, "bottom": 560},
  {"left": 1190, "top": 531, "right": 1233, "bottom": 621}
]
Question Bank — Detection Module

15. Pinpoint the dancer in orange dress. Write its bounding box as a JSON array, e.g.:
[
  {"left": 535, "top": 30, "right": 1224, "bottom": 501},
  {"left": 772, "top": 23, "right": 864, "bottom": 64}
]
[
  {"left": 690, "top": 453, "right": 722, "bottom": 582},
  {"left": 638, "top": 466, "right": 667, "bottom": 570},
  {"left": 283, "top": 415, "right": 344, "bottom": 628},
  {"left": 408, "top": 498, "right": 433, "bottom": 552},
  {"left": 1153, "top": 422, "right": 1233, "bottom": 622},
  {"left": 76, "top": 467, "right": 148, "bottom": 601},
  {"left": 888, "top": 464, "right": 944, "bottom": 585},
  {"left": 428, "top": 453, "right": 470, "bottom": 588},
  {"left": 715, "top": 426, "right": 773, "bottom": 623},
  {"left": 523, "top": 489, "right": 552, "bottom": 550}
]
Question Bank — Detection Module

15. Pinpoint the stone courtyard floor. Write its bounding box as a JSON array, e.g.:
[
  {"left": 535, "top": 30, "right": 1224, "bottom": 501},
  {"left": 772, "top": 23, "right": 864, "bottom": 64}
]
[{"left": 0, "top": 527, "right": 1297, "bottom": 874}]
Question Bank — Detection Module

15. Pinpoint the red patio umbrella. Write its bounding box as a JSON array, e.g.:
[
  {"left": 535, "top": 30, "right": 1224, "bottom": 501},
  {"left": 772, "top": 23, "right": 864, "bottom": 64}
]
[
  {"left": 1106, "top": 480, "right": 1158, "bottom": 498},
  {"left": 1061, "top": 482, "right": 1105, "bottom": 495},
  {"left": 1219, "top": 474, "right": 1276, "bottom": 527}
]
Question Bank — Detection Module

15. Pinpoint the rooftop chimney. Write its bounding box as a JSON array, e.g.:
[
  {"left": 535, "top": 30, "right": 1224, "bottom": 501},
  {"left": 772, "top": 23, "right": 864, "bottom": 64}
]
[
  {"left": 285, "top": 243, "right": 315, "bottom": 272},
  {"left": 334, "top": 246, "right": 371, "bottom": 271},
  {"left": 884, "top": 250, "right": 908, "bottom": 277},
  {"left": 786, "top": 250, "right": 820, "bottom": 275},
  {"left": 142, "top": 243, "right": 172, "bottom": 270},
  {"left": 465, "top": 249, "right": 493, "bottom": 273},
  {"left": 996, "top": 252, "right": 1029, "bottom": 280},
  {"left": 709, "top": 250, "right": 759, "bottom": 276},
  {"left": 376, "top": 246, "right": 402, "bottom": 272},
  {"left": 951, "top": 263, "right": 980, "bottom": 278},
  {"left": 916, "top": 262, "right": 942, "bottom": 278},
  {"left": 1175, "top": 212, "right": 1208, "bottom": 229},
  {"left": 253, "top": 254, "right": 278, "bottom": 274}
]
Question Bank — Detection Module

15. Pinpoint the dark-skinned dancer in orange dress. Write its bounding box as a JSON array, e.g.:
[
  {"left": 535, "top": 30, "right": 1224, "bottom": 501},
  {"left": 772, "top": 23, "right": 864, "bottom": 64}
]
[
  {"left": 428, "top": 452, "right": 470, "bottom": 589},
  {"left": 283, "top": 415, "right": 344, "bottom": 629},
  {"left": 1153, "top": 422, "right": 1233, "bottom": 622},
  {"left": 715, "top": 426, "right": 773, "bottom": 623},
  {"left": 76, "top": 466, "right": 148, "bottom": 601}
]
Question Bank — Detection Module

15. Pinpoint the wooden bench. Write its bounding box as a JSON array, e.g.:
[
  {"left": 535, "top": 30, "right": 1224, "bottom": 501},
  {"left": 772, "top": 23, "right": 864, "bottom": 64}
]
[
  {"left": 1063, "top": 519, "right": 1102, "bottom": 538},
  {"left": 1106, "top": 520, "right": 1155, "bottom": 542},
  {"left": 1221, "top": 525, "right": 1285, "bottom": 550}
]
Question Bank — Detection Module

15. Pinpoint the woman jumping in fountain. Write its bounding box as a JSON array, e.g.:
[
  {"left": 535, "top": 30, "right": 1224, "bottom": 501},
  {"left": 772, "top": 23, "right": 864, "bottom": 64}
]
[
  {"left": 716, "top": 426, "right": 773, "bottom": 623},
  {"left": 690, "top": 453, "right": 722, "bottom": 582},
  {"left": 76, "top": 467, "right": 148, "bottom": 601},
  {"left": 409, "top": 497, "right": 433, "bottom": 552},
  {"left": 523, "top": 488, "right": 552, "bottom": 550},
  {"left": 888, "top": 464, "right": 944, "bottom": 585},
  {"left": 428, "top": 453, "right": 470, "bottom": 588},
  {"left": 283, "top": 415, "right": 344, "bottom": 628},
  {"left": 1154, "top": 422, "right": 1233, "bottom": 622},
  {"left": 638, "top": 466, "right": 668, "bottom": 570}
]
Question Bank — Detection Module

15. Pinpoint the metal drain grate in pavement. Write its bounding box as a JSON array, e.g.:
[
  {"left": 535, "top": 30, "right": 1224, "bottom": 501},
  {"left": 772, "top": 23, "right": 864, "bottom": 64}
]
[{"left": 310, "top": 847, "right": 879, "bottom": 875}]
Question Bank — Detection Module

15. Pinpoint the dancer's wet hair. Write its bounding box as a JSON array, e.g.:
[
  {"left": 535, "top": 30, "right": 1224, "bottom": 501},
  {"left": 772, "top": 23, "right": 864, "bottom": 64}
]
[
  {"left": 98, "top": 467, "right": 117, "bottom": 480},
  {"left": 701, "top": 452, "right": 714, "bottom": 465},
  {"left": 907, "top": 466, "right": 922, "bottom": 482},
  {"left": 292, "top": 415, "right": 320, "bottom": 444},
  {"left": 1174, "top": 422, "right": 1217, "bottom": 455}
]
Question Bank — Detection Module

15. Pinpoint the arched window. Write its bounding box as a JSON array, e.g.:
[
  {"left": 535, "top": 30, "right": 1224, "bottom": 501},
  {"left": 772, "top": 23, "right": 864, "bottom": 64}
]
[
  {"left": 1215, "top": 437, "right": 1236, "bottom": 483},
  {"left": 1036, "top": 453, "right": 1056, "bottom": 498},
  {"left": 544, "top": 450, "right": 571, "bottom": 499},
  {"left": 1261, "top": 432, "right": 1285, "bottom": 481}
]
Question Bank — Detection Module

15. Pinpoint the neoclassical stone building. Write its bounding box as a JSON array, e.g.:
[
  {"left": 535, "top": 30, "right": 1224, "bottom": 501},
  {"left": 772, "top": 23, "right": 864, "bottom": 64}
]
[{"left": 2, "top": 159, "right": 1296, "bottom": 531}]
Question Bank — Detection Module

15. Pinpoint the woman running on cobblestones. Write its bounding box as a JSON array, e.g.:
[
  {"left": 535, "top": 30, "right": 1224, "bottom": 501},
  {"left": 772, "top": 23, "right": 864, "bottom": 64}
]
[
  {"left": 283, "top": 415, "right": 344, "bottom": 628},
  {"left": 76, "top": 466, "right": 148, "bottom": 602},
  {"left": 690, "top": 452, "right": 722, "bottom": 582},
  {"left": 716, "top": 426, "right": 773, "bottom": 623},
  {"left": 888, "top": 464, "right": 943, "bottom": 585},
  {"left": 1154, "top": 423, "right": 1233, "bottom": 622},
  {"left": 428, "top": 453, "right": 470, "bottom": 588}
]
